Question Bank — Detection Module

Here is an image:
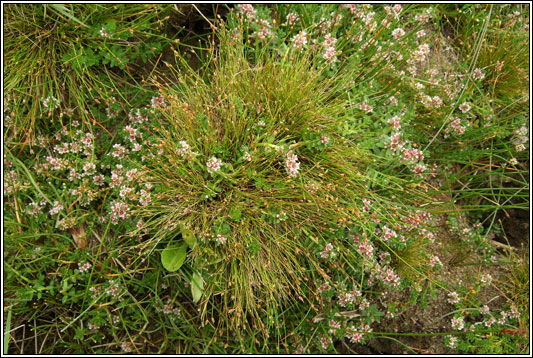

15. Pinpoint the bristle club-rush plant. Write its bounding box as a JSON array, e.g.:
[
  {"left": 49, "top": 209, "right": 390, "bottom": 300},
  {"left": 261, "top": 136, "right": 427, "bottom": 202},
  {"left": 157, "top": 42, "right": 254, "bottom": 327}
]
[{"left": 131, "top": 22, "right": 437, "bottom": 338}]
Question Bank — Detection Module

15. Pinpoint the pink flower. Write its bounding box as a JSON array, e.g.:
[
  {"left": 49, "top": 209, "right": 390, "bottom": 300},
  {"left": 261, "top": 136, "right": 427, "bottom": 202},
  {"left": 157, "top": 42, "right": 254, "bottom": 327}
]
[
  {"left": 459, "top": 102, "right": 471, "bottom": 113},
  {"left": 292, "top": 31, "right": 307, "bottom": 49},
  {"left": 392, "top": 28, "right": 405, "bottom": 39},
  {"left": 49, "top": 201, "right": 64, "bottom": 215},
  {"left": 323, "top": 33, "right": 337, "bottom": 47},
  {"left": 472, "top": 68, "right": 485, "bottom": 80},
  {"left": 285, "top": 150, "right": 300, "bottom": 177},
  {"left": 216, "top": 234, "right": 227, "bottom": 245},
  {"left": 385, "top": 132, "right": 405, "bottom": 152},
  {"left": 323, "top": 46, "right": 339, "bottom": 64},
  {"left": 111, "top": 144, "right": 126, "bottom": 158},
  {"left": 151, "top": 95, "right": 166, "bottom": 108},
  {"left": 359, "top": 103, "right": 373, "bottom": 112},
  {"left": 93, "top": 174, "right": 105, "bottom": 186},
  {"left": 286, "top": 12, "right": 299, "bottom": 26},
  {"left": 346, "top": 327, "right": 364, "bottom": 343},
  {"left": 447, "top": 291, "right": 460, "bottom": 304},
  {"left": 388, "top": 115, "right": 401, "bottom": 130},
  {"left": 428, "top": 255, "right": 442, "bottom": 268},
  {"left": 206, "top": 156, "right": 223, "bottom": 174},
  {"left": 238, "top": 4, "right": 256, "bottom": 21},
  {"left": 100, "top": 27, "right": 110, "bottom": 38}
]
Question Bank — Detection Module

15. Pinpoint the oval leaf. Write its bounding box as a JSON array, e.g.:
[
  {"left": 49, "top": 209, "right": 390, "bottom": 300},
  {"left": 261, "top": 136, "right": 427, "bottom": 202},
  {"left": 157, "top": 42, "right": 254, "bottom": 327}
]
[
  {"left": 181, "top": 228, "right": 197, "bottom": 249},
  {"left": 191, "top": 272, "right": 204, "bottom": 303},
  {"left": 161, "top": 242, "right": 187, "bottom": 272}
]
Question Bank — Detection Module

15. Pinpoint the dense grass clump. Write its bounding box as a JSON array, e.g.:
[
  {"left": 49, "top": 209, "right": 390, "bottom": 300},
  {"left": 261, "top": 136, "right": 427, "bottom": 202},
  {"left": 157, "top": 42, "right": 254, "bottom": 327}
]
[{"left": 136, "top": 26, "right": 376, "bottom": 329}]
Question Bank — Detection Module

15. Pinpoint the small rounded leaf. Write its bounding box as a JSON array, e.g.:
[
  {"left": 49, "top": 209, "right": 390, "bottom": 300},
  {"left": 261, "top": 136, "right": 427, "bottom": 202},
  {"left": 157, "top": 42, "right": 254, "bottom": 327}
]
[{"left": 161, "top": 242, "right": 188, "bottom": 272}]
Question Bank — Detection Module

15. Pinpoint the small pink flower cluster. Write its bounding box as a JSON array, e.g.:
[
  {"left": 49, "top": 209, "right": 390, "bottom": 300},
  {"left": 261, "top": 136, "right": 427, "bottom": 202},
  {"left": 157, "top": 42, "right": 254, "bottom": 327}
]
[
  {"left": 111, "top": 144, "right": 126, "bottom": 158},
  {"left": 139, "top": 189, "right": 151, "bottom": 206},
  {"left": 359, "top": 102, "right": 373, "bottom": 112},
  {"left": 415, "top": 9, "right": 433, "bottom": 24},
  {"left": 400, "top": 148, "right": 424, "bottom": 164},
  {"left": 176, "top": 140, "right": 191, "bottom": 157},
  {"left": 292, "top": 31, "right": 307, "bottom": 49},
  {"left": 412, "top": 163, "right": 427, "bottom": 178},
  {"left": 328, "top": 319, "right": 341, "bottom": 335},
  {"left": 46, "top": 155, "right": 66, "bottom": 170},
  {"left": 276, "top": 211, "right": 288, "bottom": 221},
  {"left": 206, "top": 156, "right": 223, "bottom": 174},
  {"left": 49, "top": 201, "right": 64, "bottom": 215},
  {"left": 216, "top": 234, "right": 227, "bottom": 245},
  {"left": 128, "top": 108, "right": 150, "bottom": 124},
  {"left": 357, "top": 238, "right": 374, "bottom": 259},
  {"left": 412, "top": 43, "right": 431, "bottom": 63},
  {"left": 99, "top": 27, "right": 110, "bottom": 38},
  {"left": 78, "top": 262, "right": 92, "bottom": 273},
  {"left": 110, "top": 200, "right": 130, "bottom": 224},
  {"left": 428, "top": 255, "right": 442, "bottom": 268},
  {"left": 379, "top": 252, "right": 391, "bottom": 265},
  {"left": 472, "top": 68, "right": 485, "bottom": 80},
  {"left": 346, "top": 327, "right": 364, "bottom": 344},
  {"left": 320, "top": 136, "right": 330, "bottom": 145},
  {"left": 285, "top": 150, "right": 300, "bottom": 177},
  {"left": 447, "top": 291, "right": 460, "bottom": 304},
  {"left": 42, "top": 95, "right": 60, "bottom": 109},
  {"left": 379, "top": 266, "right": 401, "bottom": 287},
  {"left": 89, "top": 286, "right": 100, "bottom": 299},
  {"left": 27, "top": 201, "right": 46, "bottom": 216},
  {"left": 323, "top": 46, "right": 339, "bottom": 64},
  {"left": 155, "top": 298, "right": 181, "bottom": 317},
  {"left": 388, "top": 115, "right": 401, "bottom": 130},
  {"left": 451, "top": 316, "right": 464, "bottom": 330},
  {"left": 458, "top": 101, "right": 472, "bottom": 113},
  {"left": 151, "top": 95, "right": 166, "bottom": 108},
  {"left": 480, "top": 273, "right": 492, "bottom": 285},
  {"left": 421, "top": 95, "right": 444, "bottom": 109},
  {"left": 392, "top": 28, "right": 405, "bottom": 39},
  {"left": 320, "top": 335, "right": 332, "bottom": 350},
  {"left": 356, "top": 202, "right": 369, "bottom": 216},
  {"left": 286, "top": 12, "right": 299, "bottom": 26},
  {"left": 255, "top": 19, "right": 273, "bottom": 40},
  {"left": 121, "top": 341, "right": 133, "bottom": 353},
  {"left": 320, "top": 242, "right": 335, "bottom": 259},
  {"left": 380, "top": 226, "right": 398, "bottom": 242},
  {"left": 337, "top": 286, "right": 363, "bottom": 308},
  {"left": 105, "top": 279, "right": 122, "bottom": 298},
  {"left": 446, "top": 336, "right": 458, "bottom": 348},
  {"left": 317, "top": 281, "right": 330, "bottom": 295},
  {"left": 385, "top": 132, "right": 405, "bottom": 152},
  {"left": 124, "top": 125, "right": 142, "bottom": 142},
  {"left": 237, "top": 4, "right": 256, "bottom": 22}
]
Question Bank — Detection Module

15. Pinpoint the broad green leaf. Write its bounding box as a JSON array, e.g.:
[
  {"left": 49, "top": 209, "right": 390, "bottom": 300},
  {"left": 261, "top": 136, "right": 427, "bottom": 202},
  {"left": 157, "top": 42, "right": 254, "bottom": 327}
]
[
  {"left": 161, "top": 242, "right": 187, "bottom": 272},
  {"left": 181, "top": 228, "right": 197, "bottom": 249},
  {"left": 191, "top": 272, "right": 204, "bottom": 303}
]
